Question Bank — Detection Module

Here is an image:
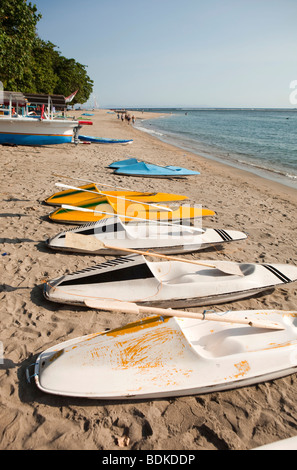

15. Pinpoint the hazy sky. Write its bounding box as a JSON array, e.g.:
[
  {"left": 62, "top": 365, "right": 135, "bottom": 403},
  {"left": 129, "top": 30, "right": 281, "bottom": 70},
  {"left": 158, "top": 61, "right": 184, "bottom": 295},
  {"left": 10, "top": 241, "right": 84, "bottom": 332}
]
[{"left": 33, "top": 0, "right": 297, "bottom": 108}]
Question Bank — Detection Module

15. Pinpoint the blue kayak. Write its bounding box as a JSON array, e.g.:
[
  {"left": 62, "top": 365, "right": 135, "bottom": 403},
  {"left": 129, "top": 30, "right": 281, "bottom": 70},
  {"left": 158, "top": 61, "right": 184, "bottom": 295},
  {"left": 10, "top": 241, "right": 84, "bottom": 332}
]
[
  {"left": 109, "top": 158, "right": 139, "bottom": 168},
  {"left": 113, "top": 161, "right": 200, "bottom": 177},
  {"left": 78, "top": 135, "right": 133, "bottom": 144}
]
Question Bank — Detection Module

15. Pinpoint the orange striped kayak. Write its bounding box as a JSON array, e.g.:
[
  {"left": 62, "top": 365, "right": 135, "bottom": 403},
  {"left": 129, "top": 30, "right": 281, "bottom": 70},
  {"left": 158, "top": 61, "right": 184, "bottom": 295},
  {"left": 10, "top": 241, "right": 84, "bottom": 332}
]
[
  {"left": 45, "top": 184, "right": 189, "bottom": 207},
  {"left": 48, "top": 197, "right": 215, "bottom": 224}
]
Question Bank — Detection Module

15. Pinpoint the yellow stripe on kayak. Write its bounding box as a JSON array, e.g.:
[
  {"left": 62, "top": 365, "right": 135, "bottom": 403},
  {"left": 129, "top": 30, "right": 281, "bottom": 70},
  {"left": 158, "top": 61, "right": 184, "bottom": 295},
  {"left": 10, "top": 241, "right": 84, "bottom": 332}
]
[
  {"left": 49, "top": 201, "right": 215, "bottom": 224},
  {"left": 45, "top": 184, "right": 189, "bottom": 206}
]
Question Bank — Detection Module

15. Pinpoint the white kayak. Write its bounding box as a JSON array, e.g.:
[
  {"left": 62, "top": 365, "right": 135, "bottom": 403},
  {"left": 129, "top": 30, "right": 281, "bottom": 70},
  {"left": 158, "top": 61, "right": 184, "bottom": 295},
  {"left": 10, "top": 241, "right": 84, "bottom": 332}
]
[
  {"left": 28, "top": 310, "right": 297, "bottom": 400},
  {"left": 253, "top": 436, "right": 297, "bottom": 450},
  {"left": 45, "top": 216, "right": 247, "bottom": 255},
  {"left": 43, "top": 254, "right": 297, "bottom": 307}
]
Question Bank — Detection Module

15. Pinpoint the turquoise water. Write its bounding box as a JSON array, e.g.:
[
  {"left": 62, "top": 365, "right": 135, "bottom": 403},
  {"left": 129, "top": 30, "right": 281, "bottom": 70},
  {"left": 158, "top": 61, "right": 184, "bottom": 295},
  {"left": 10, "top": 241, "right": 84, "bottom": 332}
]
[{"left": 134, "top": 109, "right": 297, "bottom": 189}]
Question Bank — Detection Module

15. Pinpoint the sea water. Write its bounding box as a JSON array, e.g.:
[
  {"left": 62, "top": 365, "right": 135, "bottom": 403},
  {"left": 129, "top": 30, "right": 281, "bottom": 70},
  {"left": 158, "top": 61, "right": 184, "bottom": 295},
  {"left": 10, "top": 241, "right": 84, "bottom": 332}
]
[{"left": 134, "top": 109, "right": 297, "bottom": 189}]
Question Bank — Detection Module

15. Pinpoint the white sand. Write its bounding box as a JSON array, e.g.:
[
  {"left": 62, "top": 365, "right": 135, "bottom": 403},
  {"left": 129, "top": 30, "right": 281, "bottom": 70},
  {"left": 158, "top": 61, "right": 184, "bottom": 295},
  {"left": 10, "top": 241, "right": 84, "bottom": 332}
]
[{"left": 0, "top": 109, "right": 296, "bottom": 450}]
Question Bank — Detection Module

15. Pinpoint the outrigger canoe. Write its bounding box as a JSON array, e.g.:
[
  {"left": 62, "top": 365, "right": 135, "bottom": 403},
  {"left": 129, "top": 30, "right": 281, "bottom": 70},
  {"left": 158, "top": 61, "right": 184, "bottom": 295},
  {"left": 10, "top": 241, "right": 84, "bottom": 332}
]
[
  {"left": 28, "top": 310, "right": 297, "bottom": 399},
  {"left": 78, "top": 135, "right": 133, "bottom": 144},
  {"left": 113, "top": 161, "right": 200, "bottom": 177},
  {"left": 44, "top": 184, "right": 189, "bottom": 207},
  {"left": 43, "top": 254, "right": 297, "bottom": 307},
  {"left": 48, "top": 200, "right": 215, "bottom": 225},
  {"left": 46, "top": 216, "right": 247, "bottom": 255}
]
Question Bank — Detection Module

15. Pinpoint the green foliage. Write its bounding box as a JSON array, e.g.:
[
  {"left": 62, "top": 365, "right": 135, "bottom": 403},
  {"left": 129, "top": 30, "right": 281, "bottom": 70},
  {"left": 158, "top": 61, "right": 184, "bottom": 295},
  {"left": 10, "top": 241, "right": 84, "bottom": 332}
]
[
  {"left": 0, "top": 0, "right": 93, "bottom": 104},
  {"left": 54, "top": 56, "right": 94, "bottom": 104},
  {"left": 0, "top": 0, "right": 41, "bottom": 89}
]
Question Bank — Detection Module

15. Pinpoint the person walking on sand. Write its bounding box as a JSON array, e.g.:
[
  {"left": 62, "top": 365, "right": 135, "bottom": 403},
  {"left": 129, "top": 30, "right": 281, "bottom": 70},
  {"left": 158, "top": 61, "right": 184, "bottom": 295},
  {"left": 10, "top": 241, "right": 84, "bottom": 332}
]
[{"left": 132, "top": 115, "right": 135, "bottom": 124}]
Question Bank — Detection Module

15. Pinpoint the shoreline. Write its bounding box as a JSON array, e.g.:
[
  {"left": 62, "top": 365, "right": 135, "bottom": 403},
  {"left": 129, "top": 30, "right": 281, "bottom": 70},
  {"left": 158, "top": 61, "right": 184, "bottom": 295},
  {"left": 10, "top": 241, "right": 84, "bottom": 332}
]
[
  {"left": 0, "top": 108, "right": 297, "bottom": 450},
  {"left": 133, "top": 113, "right": 297, "bottom": 192},
  {"left": 130, "top": 110, "right": 297, "bottom": 202}
]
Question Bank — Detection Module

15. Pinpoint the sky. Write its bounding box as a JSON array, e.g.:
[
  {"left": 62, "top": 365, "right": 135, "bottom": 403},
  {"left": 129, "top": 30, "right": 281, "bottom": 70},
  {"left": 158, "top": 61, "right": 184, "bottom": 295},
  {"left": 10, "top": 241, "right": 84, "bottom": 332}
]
[{"left": 32, "top": 0, "right": 297, "bottom": 108}]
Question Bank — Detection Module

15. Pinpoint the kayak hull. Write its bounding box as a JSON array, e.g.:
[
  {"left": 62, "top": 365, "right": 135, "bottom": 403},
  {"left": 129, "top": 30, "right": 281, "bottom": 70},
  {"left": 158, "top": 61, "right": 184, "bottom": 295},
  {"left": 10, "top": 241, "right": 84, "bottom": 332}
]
[
  {"left": 31, "top": 311, "right": 297, "bottom": 400},
  {"left": 113, "top": 161, "right": 200, "bottom": 177},
  {"left": 78, "top": 135, "right": 133, "bottom": 144},
  {"left": 43, "top": 255, "right": 297, "bottom": 308},
  {"left": 48, "top": 203, "right": 215, "bottom": 225},
  {"left": 46, "top": 217, "right": 247, "bottom": 255}
]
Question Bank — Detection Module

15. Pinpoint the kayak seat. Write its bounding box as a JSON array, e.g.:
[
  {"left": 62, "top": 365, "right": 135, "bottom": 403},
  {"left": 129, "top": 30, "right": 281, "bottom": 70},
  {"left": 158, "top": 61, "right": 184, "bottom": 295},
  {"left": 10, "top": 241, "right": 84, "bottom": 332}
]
[
  {"left": 195, "top": 329, "right": 247, "bottom": 358},
  {"left": 161, "top": 270, "right": 236, "bottom": 284}
]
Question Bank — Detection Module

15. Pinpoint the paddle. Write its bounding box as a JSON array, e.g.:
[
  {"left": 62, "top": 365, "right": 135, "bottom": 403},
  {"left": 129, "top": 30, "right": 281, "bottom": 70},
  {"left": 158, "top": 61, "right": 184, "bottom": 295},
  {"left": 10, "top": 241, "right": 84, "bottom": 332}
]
[
  {"left": 51, "top": 173, "right": 156, "bottom": 192},
  {"left": 65, "top": 232, "right": 244, "bottom": 276},
  {"left": 84, "top": 299, "right": 285, "bottom": 330},
  {"left": 55, "top": 183, "right": 173, "bottom": 212},
  {"left": 60, "top": 204, "right": 204, "bottom": 233}
]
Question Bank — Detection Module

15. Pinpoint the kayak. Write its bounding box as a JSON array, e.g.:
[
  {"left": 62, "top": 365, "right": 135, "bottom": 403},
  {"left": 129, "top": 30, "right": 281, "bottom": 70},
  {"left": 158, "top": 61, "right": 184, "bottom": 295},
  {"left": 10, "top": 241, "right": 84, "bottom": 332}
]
[
  {"left": 109, "top": 158, "right": 198, "bottom": 175},
  {"left": 48, "top": 200, "right": 215, "bottom": 225},
  {"left": 43, "top": 254, "right": 297, "bottom": 307},
  {"left": 46, "top": 216, "right": 247, "bottom": 255},
  {"left": 28, "top": 310, "right": 297, "bottom": 399},
  {"left": 44, "top": 184, "right": 189, "bottom": 207},
  {"left": 253, "top": 436, "right": 297, "bottom": 450},
  {"left": 113, "top": 162, "right": 200, "bottom": 177},
  {"left": 78, "top": 135, "right": 133, "bottom": 144},
  {"left": 108, "top": 158, "right": 139, "bottom": 168}
]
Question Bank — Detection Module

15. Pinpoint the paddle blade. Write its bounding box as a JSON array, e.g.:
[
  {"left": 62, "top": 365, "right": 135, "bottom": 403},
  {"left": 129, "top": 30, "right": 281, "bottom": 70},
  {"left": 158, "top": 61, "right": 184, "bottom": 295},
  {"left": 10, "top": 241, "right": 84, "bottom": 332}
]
[
  {"left": 65, "top": 232, "right": 106, "bottom": 251},
  {"left": 212, "top": 261, "right": 244, "bottom": 276},
  {"left": 85, "top": 299, "right": 140, "bottom": 314}
]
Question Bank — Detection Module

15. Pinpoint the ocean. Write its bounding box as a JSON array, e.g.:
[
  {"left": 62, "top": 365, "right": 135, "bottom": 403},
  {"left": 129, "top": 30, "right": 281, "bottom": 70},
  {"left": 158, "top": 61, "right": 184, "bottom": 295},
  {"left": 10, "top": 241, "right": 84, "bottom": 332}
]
[{"left": 134, "top": 108, "right": 297, "bottom": 189}]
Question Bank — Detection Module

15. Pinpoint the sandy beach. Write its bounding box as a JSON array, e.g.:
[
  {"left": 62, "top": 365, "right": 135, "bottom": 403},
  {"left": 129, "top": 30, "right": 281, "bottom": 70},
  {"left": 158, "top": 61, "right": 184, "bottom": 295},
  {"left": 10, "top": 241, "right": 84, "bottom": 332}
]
[{"left": 0, "top": 108, "right": 297, "bottom": 451}]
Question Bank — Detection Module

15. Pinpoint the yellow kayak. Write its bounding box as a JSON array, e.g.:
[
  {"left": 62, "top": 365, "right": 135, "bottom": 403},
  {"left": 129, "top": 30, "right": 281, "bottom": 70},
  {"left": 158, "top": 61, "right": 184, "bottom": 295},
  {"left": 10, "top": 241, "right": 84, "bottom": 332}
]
[
  {"left": 45, "top": 184, "right": 189, "bottom": 207},
  {"left": 48, "top": 197, "right": 215, "bottom": 224}
]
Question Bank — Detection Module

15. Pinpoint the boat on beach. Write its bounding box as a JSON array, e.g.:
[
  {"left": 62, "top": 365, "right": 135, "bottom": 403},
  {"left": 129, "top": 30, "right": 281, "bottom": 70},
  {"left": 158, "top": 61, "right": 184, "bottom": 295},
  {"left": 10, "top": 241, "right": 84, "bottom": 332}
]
[
  {"left": 46, "top": 215, "right": 247, "bottom": 255},
  {"left": 78, "top": 135, "right": 133, "bottom": 144},
  {"left": 0, "top": 91, "right": 86, "bottom": 146},
  {"left": 43, "top": 254, "right": 297, "bottom": 307},
  {"left": 28, "top": 310, "right": 297, "bottom": 400}
]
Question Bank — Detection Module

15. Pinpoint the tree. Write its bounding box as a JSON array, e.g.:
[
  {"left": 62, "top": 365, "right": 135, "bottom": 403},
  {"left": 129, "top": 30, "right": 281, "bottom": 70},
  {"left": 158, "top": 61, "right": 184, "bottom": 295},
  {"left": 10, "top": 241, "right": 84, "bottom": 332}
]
[
  {"left": 0, "top": 0, "right": 94, "bottom": 104},
  {"left": 28, "top": 38, "right": 60, "bottom": 93},
  {"left": 53, "top": 56, "right": 94, "bottom": 105},
  {"left": 0, "top": 0, "right": 41, "bottom": 90}
]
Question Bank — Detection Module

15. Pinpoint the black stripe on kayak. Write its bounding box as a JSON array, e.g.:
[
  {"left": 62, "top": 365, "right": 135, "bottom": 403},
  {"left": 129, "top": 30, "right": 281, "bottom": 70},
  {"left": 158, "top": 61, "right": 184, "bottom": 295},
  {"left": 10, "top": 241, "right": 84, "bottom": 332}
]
[
  {"left": 72, "top": 257, "right": 132, "bottom": 275},
  {"left": 59, "top": 223, "right": 125, "bottom": 239},
  {"left": 59, "top": 262, "right": 154, "bottom": 286},
  {"left": 264, "top": 265, "right": 292, "bottom": 283},
  {"left": 214, "top": 229, "right": 232, "bottom": 241}
]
